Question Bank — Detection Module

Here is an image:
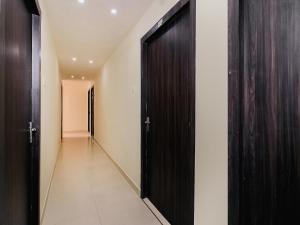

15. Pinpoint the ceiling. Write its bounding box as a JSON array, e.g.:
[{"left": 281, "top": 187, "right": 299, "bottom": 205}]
[{"left": 41, "top": 0, "right": 154, "bottom": 80}]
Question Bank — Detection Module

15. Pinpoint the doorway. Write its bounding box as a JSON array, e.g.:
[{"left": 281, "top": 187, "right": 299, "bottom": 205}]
[
  {"left": 229, "top": 1, "right": 300, "bottom": 225},
  {"left": 141, "top": 0, "right": 196, "bottom": 225},
  {"left": 62, "top": 80, "right": 91, "bottom": 138}
]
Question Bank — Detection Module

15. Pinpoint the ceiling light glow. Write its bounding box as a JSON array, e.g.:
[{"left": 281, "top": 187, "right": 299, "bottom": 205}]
[
  {"left": 111, "top": 9, "right": 118, "bottom": 15},
  {"left": 89, "top": 60, "right": 94, "bottom": 64},
  {"left": 72, "top": 57, "right": 77, "bottom": 61},
  {"left": 82, "top": 76, "right": 85, "bottom": 80},
  {"left": 78, "top": 0, "right": 85, "bottom": 4},
  {"left": 71, "top": 75, "right": 75, "bottom": 79}
]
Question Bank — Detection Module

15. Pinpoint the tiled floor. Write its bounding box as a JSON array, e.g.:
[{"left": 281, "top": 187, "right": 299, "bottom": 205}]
[{"left": 42, "top": 138, "right": 161, "bottom": 225}]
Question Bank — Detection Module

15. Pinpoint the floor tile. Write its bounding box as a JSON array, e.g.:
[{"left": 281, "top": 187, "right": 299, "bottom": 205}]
[{"left": 42, "top": 138, "right": 160, "bottom": 225}]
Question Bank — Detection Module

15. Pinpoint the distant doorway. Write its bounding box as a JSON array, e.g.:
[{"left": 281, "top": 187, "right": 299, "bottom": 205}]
[{"left": 62, "top": 80, "right": 91, "bottom": 138}]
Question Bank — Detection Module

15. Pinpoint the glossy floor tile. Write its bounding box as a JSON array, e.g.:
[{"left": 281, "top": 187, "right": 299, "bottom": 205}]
[{"left": 42, "top": 138, "right": 161, "bottom": 225}]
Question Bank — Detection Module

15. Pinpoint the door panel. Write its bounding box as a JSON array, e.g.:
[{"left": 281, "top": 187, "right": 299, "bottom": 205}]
[
  {"left": 141, "top": 1, "right": 195, "bottom": 225},
  {"left": 88, "top": 90, "right": 90, "bottom": 133},
  {"left": 0, "top": 0, "right": 40, "bottom": 224},
  {"left": 31, "top": 14, "right": 41, "bottom": 225},
  {"left": 0, "top": 0, "right": 6, "bottom": 220},
  {"left": 91, "top": 87, "right": 94, "bottom": 137},
  {"left": 229, "top": 0, "right": 300, "bottom": 225},
  {"left": 5, "top": 0, "right": 32, "bottom": 223}
]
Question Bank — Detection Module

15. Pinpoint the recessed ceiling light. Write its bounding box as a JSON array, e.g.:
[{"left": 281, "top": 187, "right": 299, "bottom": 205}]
[
  {"left": 72, "top": 57, "right": 77, "bottom": 61},
  {"left": 81, "top": 76, "right": 85, "bottom": 80},
  {"left": 89, "top": 60, "right": 94, "bottom": 64},
  {"left": 111, "top": 9, "right": 117, "bottom": 15},
  {"left": 78, "top": 0, "right": 85, "bottom": 4}
]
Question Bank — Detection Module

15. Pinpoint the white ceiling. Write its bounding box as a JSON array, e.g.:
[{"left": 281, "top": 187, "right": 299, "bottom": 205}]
[{"left": 41, "top": 0, "right": 154, "bottom": 80}]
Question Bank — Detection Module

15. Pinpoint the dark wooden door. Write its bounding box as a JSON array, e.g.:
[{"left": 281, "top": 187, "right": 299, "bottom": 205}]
[
  {"left": 88, "top": 89, "right": 91, "bottom": 133},
  {"left": 91, "top": 87, "right": 94, "bottom": 137},
  {"left": 141, "top": 1, "right": 195, "bottom": 225},
  {"left": 0, "top": 0, "right": 40, "bottom": 224},
  {"left": 229, "top": 1, "right": 300, "bottom": 225}
]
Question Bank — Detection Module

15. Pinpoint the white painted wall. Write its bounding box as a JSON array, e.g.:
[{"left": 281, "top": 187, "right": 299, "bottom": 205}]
[
  {"left": 195, "top": 1, "right": 228, "bottom": 225},
  {"left": 94, "top": 1, "right": 228, "bottom": 225},
  {"left": 94, "top": 0, "right": 180, "bottom": 191},
  {"left": 39, "top": 0, "right": 62, "bottom": 221},
  {"left": 62, "top": 80, "right": 91, "bottom": 134}
]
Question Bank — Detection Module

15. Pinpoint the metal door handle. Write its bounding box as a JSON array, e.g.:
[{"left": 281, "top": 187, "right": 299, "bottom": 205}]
[
  {"left": 145, "top": 117, "right": 150, "bottom": 132},
  {"left": 145, "top": 117, "right": 151, "bottom": 124},
  {"left": 28, "top": 122, "right": 37, "bottom": 144}
]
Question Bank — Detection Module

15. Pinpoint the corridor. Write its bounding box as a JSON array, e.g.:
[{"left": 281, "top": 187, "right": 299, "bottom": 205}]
[
  {"left": 42, "top": 138, "right": 161, "bottom": 225},
  {"left": 9, "top": 0, "right": 300, "bottom": 224}
]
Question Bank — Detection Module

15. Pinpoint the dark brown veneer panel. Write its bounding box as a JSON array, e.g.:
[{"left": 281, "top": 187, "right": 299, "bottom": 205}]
[
  {"left": 141, "top": 0, "right": 196, "bottom": 225},
  {"left": 229, "top": 1, "right": 300, "bottom": 225}
]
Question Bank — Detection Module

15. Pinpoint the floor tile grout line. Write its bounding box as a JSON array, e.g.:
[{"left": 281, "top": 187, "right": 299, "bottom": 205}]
[
  {"left": 85, "top": 159, "right": 103, "bottom": 225},
  {"left": 92, "top": 194, "right": 104, "bottom": 225}
]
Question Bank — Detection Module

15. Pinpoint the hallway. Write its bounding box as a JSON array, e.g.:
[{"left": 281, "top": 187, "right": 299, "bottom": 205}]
[
  {"left": 2, "top": 0, "right": 300, "bottom": 224},
  {"left": 42, "top": 138, "right": 161, "bottom": 225}
]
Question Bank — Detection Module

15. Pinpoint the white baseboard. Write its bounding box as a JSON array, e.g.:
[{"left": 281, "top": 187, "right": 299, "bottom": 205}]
[
  {"left": 143, "top": 198, "right": 171, "bottom": 225},
  {"left": 63, "top": 131, "right": 90, "bottom": 138},
  {"left": 40, "top": 143, "right": 61, "bottom": 224},
  {"left": 93, "top": 138, "right": 141, "bottom": 195}
]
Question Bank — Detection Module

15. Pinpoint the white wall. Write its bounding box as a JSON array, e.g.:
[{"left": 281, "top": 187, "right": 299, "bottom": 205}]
[
  {"left": 94, "top": 0, "right": 228, "bottom": 224},
  {"left": 94, "top": 0, "right": 180, "bottom": 191},
  {"left": 195, "top": 1, "right": 228, "bottom": 225},
  {"left": 62, "top": 80, "right": 91, "bottom": 134},
  {"left": 39, "top": 0, "right": 62, "bottom": 221}
]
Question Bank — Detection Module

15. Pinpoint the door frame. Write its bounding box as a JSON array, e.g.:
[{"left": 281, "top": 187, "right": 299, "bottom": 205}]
[
  {"left": 228, "top": 1, "right": 242, "bottom": 225},
  {"left": 140, "top": 0, "right": 196, "bottom": 206},
  {"left": 26, "top": 0, "right": 41, "bottom": 224},
  {"left": 31, "top": 13, "right": 41, "bottom": 225}
]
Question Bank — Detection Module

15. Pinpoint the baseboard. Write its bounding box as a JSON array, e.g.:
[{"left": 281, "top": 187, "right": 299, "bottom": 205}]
[
  {"left": 40, "top": 141, "right": 61, "bottom": 224},
  {"left": 143, "top": 198, "right": 171, "bottom": 225},
  {"left": 63, "top": 131, "right": 90, "bottom": 138},
  {"left": 63, "top": 130, "right": 88, "bottom": 133},
  {"left": 93, "top": 138, "right": 141, "bottom": 196}
]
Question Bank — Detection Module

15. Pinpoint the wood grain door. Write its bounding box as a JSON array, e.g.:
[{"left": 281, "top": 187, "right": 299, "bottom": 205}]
[
  {"left": 88, "top": 89, "right": 91, "bottom": 133},
  {"left": 229, "top": 0, "right": 300, "bottom": 225},
  {"left": 91, "top": 87, "right": 94, "bottom": 137},
  {"left": 0, "top": 0, "right": 40, "bottom": 224},
  {"left": 141, "top": 1, "right": 196, "bottom": 225}
]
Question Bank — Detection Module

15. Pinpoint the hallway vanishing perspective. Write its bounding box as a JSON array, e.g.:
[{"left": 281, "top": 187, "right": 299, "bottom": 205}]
[
  {"left": 42, "top": 138, "right": 161, "bottom": 225},
  {"left": 2, "top": 0, "right": 300, "bottom": 224}
]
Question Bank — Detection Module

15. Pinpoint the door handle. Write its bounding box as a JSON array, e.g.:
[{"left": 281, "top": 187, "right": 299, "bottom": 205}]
[
  {"left": 145, "top": 117, "right": 150, "bottom": 132},
  {"left": 28, "top": 122, "right": 37, "bottom": 144},
  {"left": 145, "top": 117, "right": 150, "bottom": 124}
]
